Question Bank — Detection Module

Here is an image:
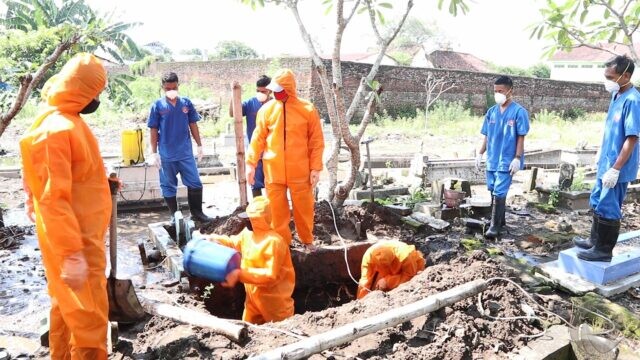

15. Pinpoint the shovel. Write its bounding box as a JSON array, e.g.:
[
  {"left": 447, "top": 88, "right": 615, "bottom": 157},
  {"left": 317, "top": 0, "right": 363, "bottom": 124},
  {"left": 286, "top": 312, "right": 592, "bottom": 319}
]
[{"left": 107, "top": 173, "right": 145, "bottom": 323}]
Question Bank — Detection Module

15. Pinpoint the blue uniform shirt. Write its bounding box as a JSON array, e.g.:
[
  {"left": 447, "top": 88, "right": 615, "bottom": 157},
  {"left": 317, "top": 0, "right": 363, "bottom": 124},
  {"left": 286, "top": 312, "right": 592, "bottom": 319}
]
[
  {"left": 242, "top": 97, "right": 264, "bottom": 141},
  {"left": 147, "top": 96, "right": 200, "bottom": 162},
  {"left": 481, "top": 101, "right": 530, "bottom": 172},
  {"left": 597, "top": 87, "right": 640, "bottom": 183}
]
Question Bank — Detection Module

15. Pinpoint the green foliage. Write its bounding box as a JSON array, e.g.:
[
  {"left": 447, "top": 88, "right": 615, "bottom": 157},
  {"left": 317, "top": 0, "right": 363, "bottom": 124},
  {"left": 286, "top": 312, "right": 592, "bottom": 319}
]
[
  {"left": 389, "top": 51, "right": 413, "bottom": 66},
  {"left": 569, "top": 169, "right": 591, "bottom": 191},
  {"left": 429, "top": 100, "right": 473, "bottom": 122},
  {"left": 490, "top": 64, "right": 531, "bottom": 77},
  {"left": 562, "top": 107, "right": 586, "bottom": 121},
  {"left": 529, "top": 63, "right": 551, "bottom": 78},
  {"left": 461, "top": 238, "right": 483, "bottom": 251},
  {"left": 548, "top": 188, "right": 560, "bottom": 207},
  {"left": 211, "top": 40, "right": 259, "bottom": 60},
  {"left": 130, "top": 55, "right": 157, "bottom": 76},
  {"left": 530, "top": 0, "right": 640, "bottom": 62}
]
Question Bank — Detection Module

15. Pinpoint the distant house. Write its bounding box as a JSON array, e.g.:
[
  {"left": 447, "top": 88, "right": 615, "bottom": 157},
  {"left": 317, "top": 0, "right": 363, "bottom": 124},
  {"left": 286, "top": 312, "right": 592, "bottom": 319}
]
[
  {"left": 411, "top": 49, "right": 490, "bottom": 72},
  {"left": 549, "top": 43, "right": 640, "bottom": 83}
]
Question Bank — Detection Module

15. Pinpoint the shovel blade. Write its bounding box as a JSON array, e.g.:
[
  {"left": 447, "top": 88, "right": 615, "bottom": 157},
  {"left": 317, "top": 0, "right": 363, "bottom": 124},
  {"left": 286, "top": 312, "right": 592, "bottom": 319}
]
[{"left": 107, "top": 277, "right": 146, "bottom": 323}]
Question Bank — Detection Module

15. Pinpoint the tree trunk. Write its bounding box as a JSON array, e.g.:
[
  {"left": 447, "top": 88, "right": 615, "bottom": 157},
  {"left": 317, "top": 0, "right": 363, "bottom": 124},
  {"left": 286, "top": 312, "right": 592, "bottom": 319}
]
[
  {"left": 231, "top": 85, "right": 248, "bottom": 207},
  {"left": 0, "top": 37, "right": 76, "bottom": 138}
]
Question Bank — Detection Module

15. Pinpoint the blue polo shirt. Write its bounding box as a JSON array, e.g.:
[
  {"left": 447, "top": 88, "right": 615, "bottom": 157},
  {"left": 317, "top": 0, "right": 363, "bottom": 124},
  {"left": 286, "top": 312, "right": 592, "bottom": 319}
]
[
  {"left": 597, "top": 87, "right": 640, "bottom": 183},
  {"left": 147, "top": 96, "right": 200, "bottom": 162},
  {"left": 481, "top": 101, "right": 530, "bottom": 172},
  {"left": 242, "top": 97, "right": 264, "bottom": 141}
]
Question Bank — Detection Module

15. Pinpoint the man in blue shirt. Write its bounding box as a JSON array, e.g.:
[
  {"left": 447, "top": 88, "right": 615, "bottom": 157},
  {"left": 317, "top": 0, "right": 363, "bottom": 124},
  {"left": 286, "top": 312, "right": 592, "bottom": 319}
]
[
  {"left": 475, "top": 76, "right": 530, "bottom": 238},
  {"left": 229, "top": 75, "right": 272, "bottom": 198},
  {"left": 573, "top": 55, "right": 640, "bottom": 262},
  {"left": 147, "top": 72, "right": 212, "bottom": 223}
]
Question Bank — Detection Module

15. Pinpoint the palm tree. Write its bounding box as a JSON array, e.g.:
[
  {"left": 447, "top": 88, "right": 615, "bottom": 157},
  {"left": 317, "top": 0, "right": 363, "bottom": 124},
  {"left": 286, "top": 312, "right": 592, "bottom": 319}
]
[{"left": 0, "top": 0, "right": 142, "bottom": 138}]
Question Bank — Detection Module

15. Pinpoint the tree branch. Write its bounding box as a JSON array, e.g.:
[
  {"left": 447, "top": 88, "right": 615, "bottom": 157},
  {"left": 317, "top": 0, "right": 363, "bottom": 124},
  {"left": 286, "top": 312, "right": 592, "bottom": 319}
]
[
  {"left": 345, "top": 0, "right": 413, "bottom": 124},
  {"left": 0, "top": 35, "right": 77, "bottom": 138}
]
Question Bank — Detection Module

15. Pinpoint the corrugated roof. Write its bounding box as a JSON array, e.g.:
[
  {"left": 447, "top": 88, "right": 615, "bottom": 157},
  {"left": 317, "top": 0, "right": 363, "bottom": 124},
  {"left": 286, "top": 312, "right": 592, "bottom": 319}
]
[
  {"left": 427, "top": 50, "right": 490, "bottom": 72},
  {"left": 551, "top": 43, "right": 639, "bottom": 62}
]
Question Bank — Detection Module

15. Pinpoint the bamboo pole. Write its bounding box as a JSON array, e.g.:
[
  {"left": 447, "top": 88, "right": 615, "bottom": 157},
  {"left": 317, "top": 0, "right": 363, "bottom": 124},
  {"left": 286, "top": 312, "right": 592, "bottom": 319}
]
[
  {"left": 232, "top": 84, "right": 248, "bottom": 207},
  {"left": 250, "top": 279, "right": 488, "bottom": 360},
  {"left": 141, "top": 298, "right": 248, "bottom": 343}
]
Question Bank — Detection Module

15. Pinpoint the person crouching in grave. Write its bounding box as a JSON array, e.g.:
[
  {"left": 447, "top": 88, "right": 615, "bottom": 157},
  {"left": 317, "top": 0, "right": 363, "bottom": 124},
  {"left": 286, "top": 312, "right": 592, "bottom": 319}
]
[
  {"left": 205, "top": 196, "right": 295, "bottom": 324},
  {"left": 357, "top": 240, "right": 426, "bottom": 299}
]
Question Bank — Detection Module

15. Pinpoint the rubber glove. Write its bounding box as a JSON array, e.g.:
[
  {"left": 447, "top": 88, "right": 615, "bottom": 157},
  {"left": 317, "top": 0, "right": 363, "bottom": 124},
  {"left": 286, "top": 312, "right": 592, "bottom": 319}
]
[
  {"left": 61, "top": 251, "right": 88, "bottom": 291},
  {"left": 148, "top": 153, "right": 161, "bottom": 169},
  {"left": 475, "top": 153, "right": 483, "bottom": 171},
  {"left": 602, "top": 168, "right": 620, "bottom": 188},
  {"left": 246, "top": 163, "right": 256, "bottom": 185},
  {"left": 509, "top": 158, "right": 521, "bottom": 176},
  {"left": 197, "top": 146, "right": 204, "bottom": 163},
  {"left": 222, "top": 268, "right": 240, "bottom": 288},
  {"left": 375, "top": 278, "right": 388, "bottom": 291},
  {"left": 310, "top": 169, "right": 320, "bottom": 188}
]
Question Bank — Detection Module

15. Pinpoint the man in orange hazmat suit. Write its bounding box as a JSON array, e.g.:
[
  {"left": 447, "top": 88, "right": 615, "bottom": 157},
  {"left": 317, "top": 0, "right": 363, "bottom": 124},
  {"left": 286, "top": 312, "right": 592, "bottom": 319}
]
[
  {"left": 20, "top": 53, "right": 111, "bottom": 359},
  {"left": 246, "top": 69, "right": 325, "bottom": 251},
  {"left": 210, "top": 196, "right": 295, "bottom": 324},
  {"left": 357, "top": 240, "right": 426, "bottom": 299}
]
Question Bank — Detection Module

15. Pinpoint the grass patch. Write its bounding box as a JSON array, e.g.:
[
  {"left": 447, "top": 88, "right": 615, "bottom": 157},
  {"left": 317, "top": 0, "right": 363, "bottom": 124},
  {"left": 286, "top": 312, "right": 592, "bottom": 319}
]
[
  {"left": 461, "top": 238, "right": 484, "bottom": 251},
  {"left": 572, "top": 292, "right": 640, "bottom": 339}
]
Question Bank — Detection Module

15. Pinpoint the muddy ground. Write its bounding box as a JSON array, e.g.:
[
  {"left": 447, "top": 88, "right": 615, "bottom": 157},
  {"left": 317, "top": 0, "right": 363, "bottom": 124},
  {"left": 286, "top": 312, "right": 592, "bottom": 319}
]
[{"left": 2, "top": 131, "right": 640, "bottom": 359}]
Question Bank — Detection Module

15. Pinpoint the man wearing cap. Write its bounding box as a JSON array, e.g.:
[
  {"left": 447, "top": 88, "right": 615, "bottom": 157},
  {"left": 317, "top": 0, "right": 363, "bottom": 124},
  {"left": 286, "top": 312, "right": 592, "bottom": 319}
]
[{"left": 246, "top": 69, "right": 324, "bottom": 251}]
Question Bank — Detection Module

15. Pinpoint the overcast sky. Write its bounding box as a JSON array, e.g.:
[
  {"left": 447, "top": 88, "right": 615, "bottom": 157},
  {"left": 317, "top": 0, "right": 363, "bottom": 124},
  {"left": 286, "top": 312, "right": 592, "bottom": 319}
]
[{"left": 85, "top": 0, "right": 549, "bottom": 67}]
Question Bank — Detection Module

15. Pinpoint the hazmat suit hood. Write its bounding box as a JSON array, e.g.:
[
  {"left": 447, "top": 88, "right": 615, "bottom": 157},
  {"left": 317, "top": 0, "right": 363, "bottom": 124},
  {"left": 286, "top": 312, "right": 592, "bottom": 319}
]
[
  {"left": 371, "top": 244, "right": 402, "bottom": 274},
  {"left": 42, "top": 53, "right": 107, "bottom": 114},
  {"left": 247, "top": 196, "right": 272, "bottom": 233},
  {"left": 270, "top": 69, "right": 298, "bottom": 99}
]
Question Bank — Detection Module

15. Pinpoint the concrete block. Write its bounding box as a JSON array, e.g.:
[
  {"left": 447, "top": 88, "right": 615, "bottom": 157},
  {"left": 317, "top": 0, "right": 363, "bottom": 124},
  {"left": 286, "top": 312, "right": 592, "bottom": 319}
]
[
  {"left": 384, "top": 204, "right": 412, "bottom": 216},
  {"left": 218, "top": 133, "right": 236, "bottom": 147},
  {"left": 512, "top": 325, "right": 571, "bottom": 360},
  {"left": 523, "top": 167, "right": 539, "bottom": 192},
  {"left": 524, "top": 149, "right": 562, "bottom": 168},
  {"left": 538, "top": 257, "right": 640, "bottom": 297},
  {"left": 349, "top": 186, "right": 409, "bottom": 200},
  {"left": 558, "top": 246, "right": 640, "bottom": 285},
  {"left": 343, "top": 199, "right": 365, "bottom": 207},
  {"left": 423, "top": 160, "right": 485, "bottom": 186},
  {"left": 561, "top": 148, "right": 598, "bottom": 167},
  {"left": 409, "top": 212, "right": 450, "bottom": 231},
  {"left": 148, "top": 222, "right": 184, "bottom": 279},
  {"left": 536, "top": 187, "right": 591, "bottom": 210},
  {"left": 435, "top": 207, "right": 461, "bottom": 221},
  {"left": 414, "top": 202, "right": 441, "bottom": 216}
]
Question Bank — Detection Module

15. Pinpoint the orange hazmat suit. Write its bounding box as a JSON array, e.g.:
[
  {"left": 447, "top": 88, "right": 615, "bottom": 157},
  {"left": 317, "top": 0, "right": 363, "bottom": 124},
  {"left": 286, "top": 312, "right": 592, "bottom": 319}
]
[
  {"left": 357, "top": 240, "right": 426, "bottom": 299},
  {"left": 20, "top": 54, "right": 110, "bottom": 359},
  {"left": 213, "top": 196, "right": 295, "bottom": 324},
  {"left": 246, "top": 69, "right": 324, "bottom": 245}
]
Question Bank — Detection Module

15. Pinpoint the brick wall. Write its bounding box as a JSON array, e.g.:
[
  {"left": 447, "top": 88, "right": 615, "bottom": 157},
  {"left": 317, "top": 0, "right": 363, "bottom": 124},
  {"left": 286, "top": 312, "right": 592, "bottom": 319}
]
[{"left": 109, "top": 58, "right": 610, "bottom": 119}]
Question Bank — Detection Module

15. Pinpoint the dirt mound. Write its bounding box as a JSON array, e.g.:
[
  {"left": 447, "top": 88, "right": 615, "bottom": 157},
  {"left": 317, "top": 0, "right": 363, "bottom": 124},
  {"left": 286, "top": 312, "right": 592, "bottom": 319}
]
[
  {"left": 127, "top": 254, "right": 543, "bottom": 359},
  {"left": 199, "top": 206, "right": 246, "bottom": 235},
  {"left": 313, "top": 201, "right": 408, "bottom": 245}
]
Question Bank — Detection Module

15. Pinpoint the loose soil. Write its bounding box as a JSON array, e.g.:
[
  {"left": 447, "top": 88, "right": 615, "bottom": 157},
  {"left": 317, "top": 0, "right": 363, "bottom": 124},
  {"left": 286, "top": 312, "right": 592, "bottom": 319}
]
[{"left": 2, "top": 130, "right": 640, "bottom": 359}]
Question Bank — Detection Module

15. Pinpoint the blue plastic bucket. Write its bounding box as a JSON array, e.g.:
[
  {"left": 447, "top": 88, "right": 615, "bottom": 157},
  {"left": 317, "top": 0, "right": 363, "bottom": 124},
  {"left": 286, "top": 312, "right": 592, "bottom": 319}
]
[{"left": 183, "top": 238, "right": 241, "bottom": 282}]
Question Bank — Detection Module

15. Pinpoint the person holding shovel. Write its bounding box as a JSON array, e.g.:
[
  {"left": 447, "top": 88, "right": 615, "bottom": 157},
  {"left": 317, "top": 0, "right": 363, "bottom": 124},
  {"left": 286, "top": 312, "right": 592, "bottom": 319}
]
[
  {"left": 357, "top": 240, "right": 426, "bottom": 299},
  {"left": 573, "top": 55, "right": 640, "bottom": 262},
  {"left": 228, "top": 75, "right": 272, "bottom": 198},
  {"left": 246, "top": 69, "right": 324, "bottom": 251},
  {"left": 20, "top": 53, "right": 111, "bottom": 359},
  {"left": 475, "top": 75, "right": 530, "bottom": 238},
  {"left": 210, "top": 196, "right": 295, "bottom": 324},
  {"left": 147, "top": 72, "right": 212, "bottom": 223}
]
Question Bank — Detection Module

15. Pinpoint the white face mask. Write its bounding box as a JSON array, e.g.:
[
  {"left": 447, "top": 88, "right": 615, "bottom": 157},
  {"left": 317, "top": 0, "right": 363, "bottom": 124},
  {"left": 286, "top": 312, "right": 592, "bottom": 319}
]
[
  {"left": 256, "top": 92, "right": 268, "bottom": 102},
  {"left": 165, "top": 90, "right": 178, "bottom": 100},
  {"left": 494, "top": 92, "right": 507, "bottom": 106},
  {"left": 604, "top": 80, "right": 621, "bottom": 93}
]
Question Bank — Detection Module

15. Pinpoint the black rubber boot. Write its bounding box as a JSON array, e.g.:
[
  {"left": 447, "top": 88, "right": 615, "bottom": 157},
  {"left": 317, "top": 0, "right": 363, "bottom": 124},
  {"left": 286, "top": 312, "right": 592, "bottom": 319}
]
[
  {"left": 252, "top": 188, "right": 263, "bottom": 198},
  {"left": 577, "top": 217, "right": 620, "bottom": 262},
  {"left": 573, "top": 214, "right": 598, "bottom": 249},
  {"left": 164, "top": 196, "right": 178, "bottom": 223},
  {"left": 187, "top": 188, "right": 212, "bottom": 223},
  {"left": 485, "top": 196, "right": 506, "bottom": 238}
]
